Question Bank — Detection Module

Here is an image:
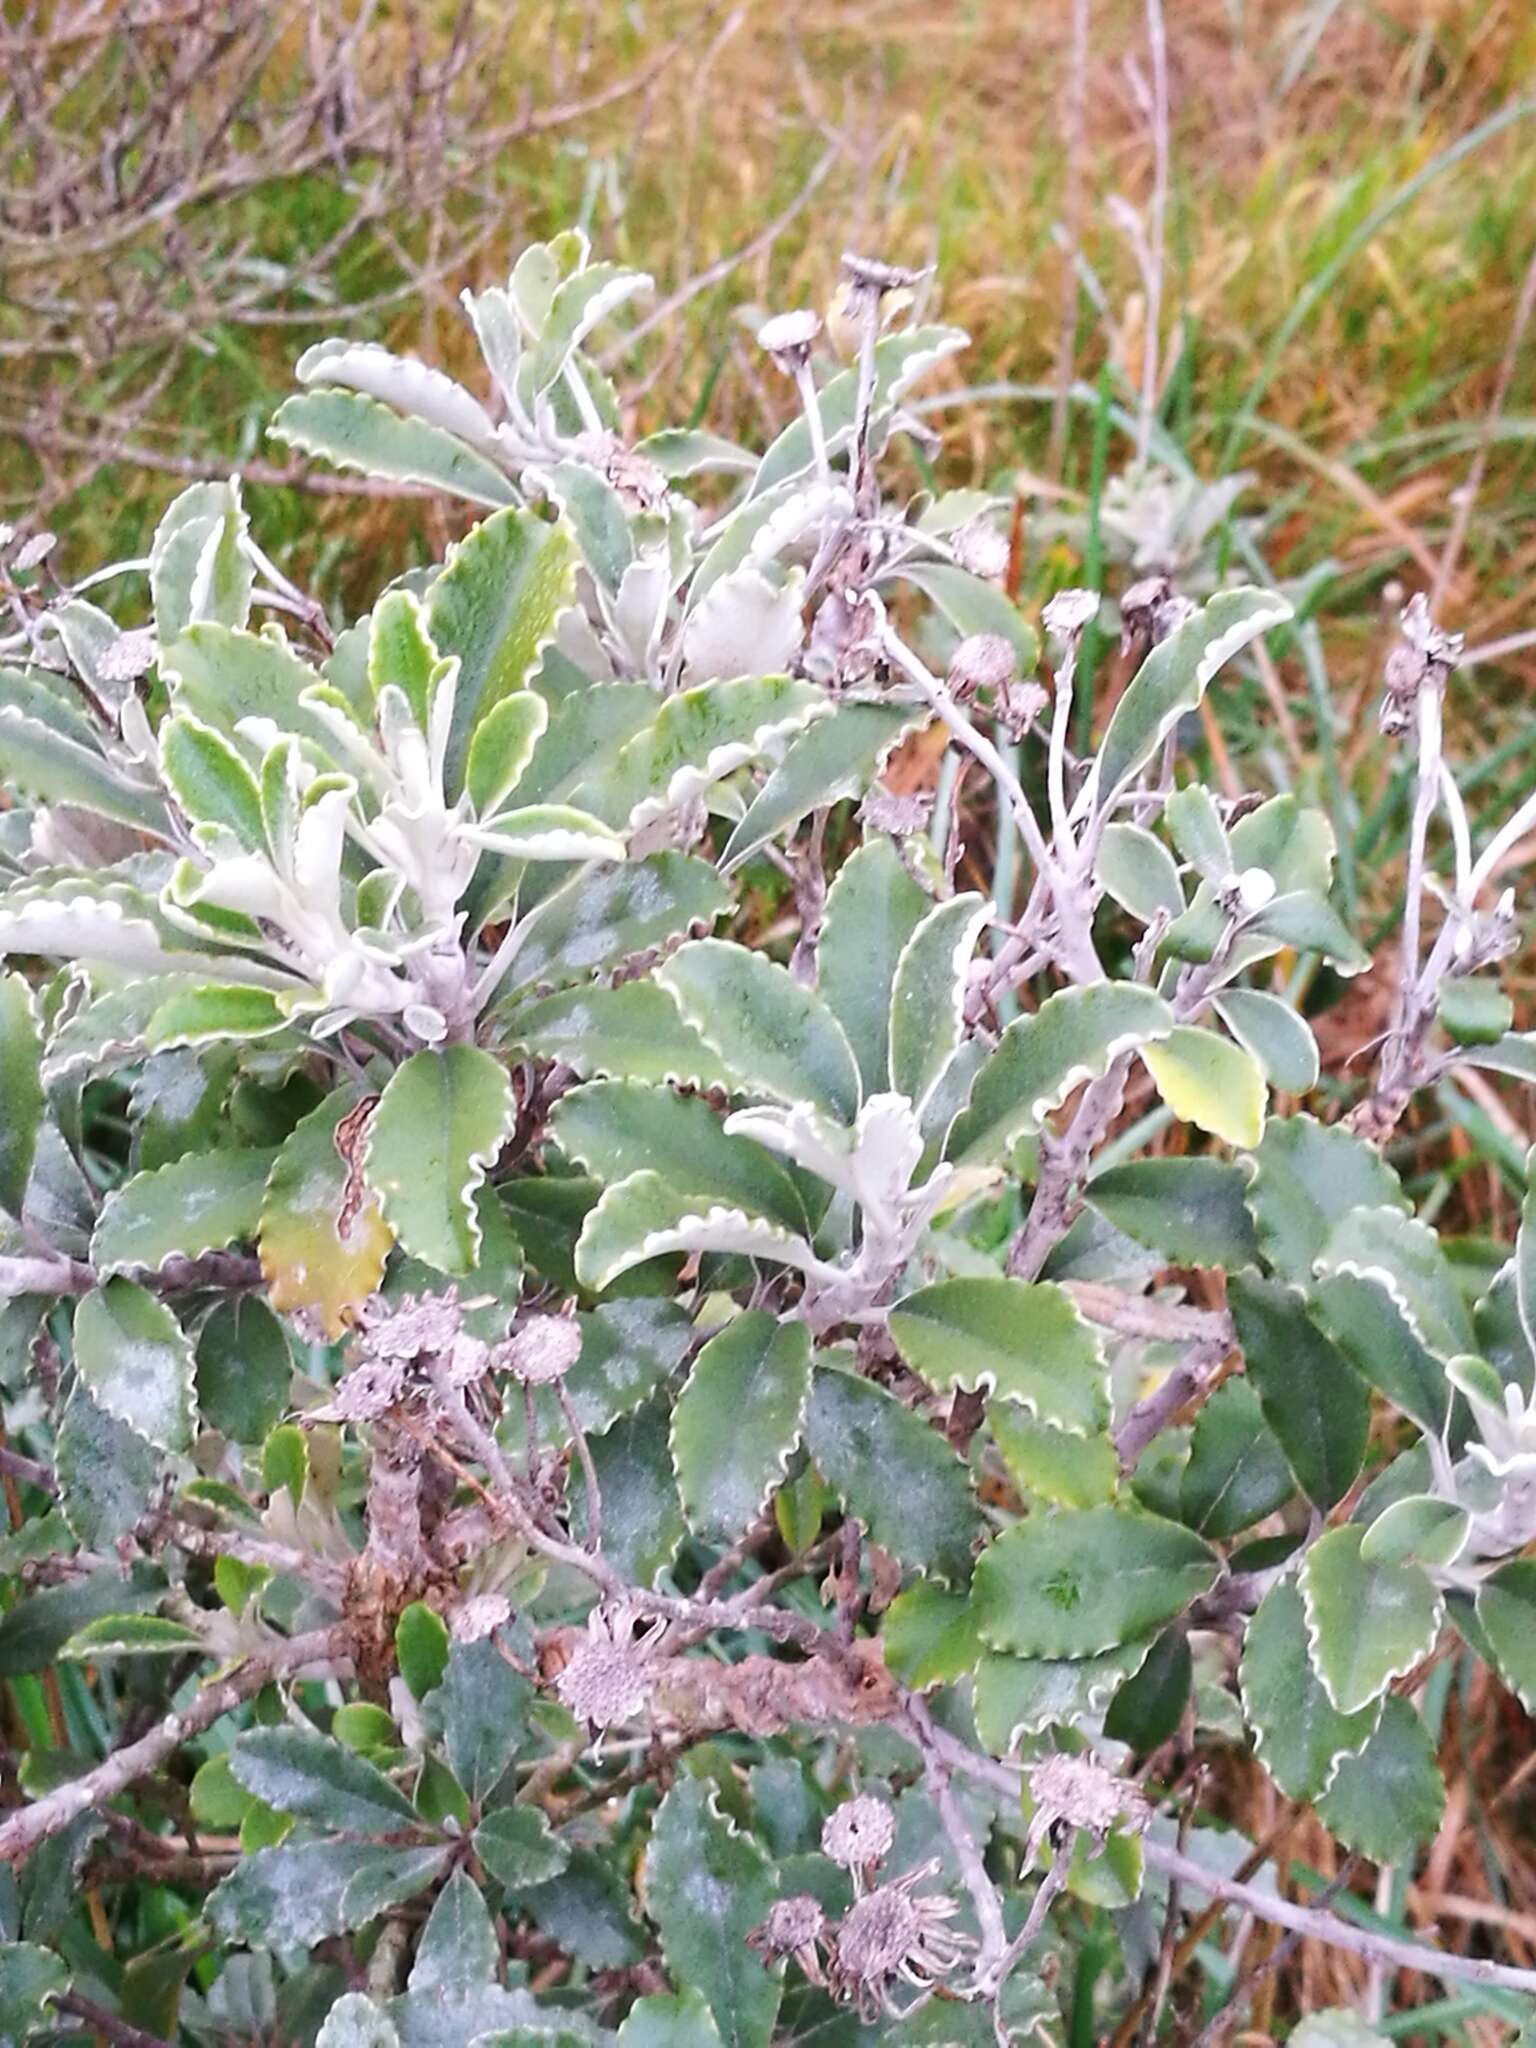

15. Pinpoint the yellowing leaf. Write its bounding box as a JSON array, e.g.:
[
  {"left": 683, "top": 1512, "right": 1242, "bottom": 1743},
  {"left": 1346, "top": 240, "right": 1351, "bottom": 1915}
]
[
  {"left": 259, "top": 1093, "right": 393, "bottom": 1337},
  {"left": 1141, "top": 1026, "right": 1266, "bottom": 1148}
]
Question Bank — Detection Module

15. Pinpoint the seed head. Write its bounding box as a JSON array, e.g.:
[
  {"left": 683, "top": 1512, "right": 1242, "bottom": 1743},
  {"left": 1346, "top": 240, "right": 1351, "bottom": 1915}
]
[
  {"left": 1380, "top": 593, "right": 1462, "bottom": 736},
  {"left": 451, "top": 1593, "right": 512, "bottom": 1643},
  {"left": 758, "top": 310, "right": 823, "bottom": 370},
  {"left": 1028, "top": 1750, "right": 1150, "bottom": 1849},
  {"left": 494, "top": 1312, "right": 582, "bottom": 1386},
  {"left": 1042, "top": 587, "right": 1100, "bottom": 642},
  {"left": 948, "top": 632, "right": 1017, "bottom": 701},
  {"left": 828, "top": 1862, "right": 973, "bottom": 2021},
  {"left": 747, "top": 1893, "right": 828, "bottom": 1982},
  {"left": 858, "top": 786, "right": 934, "bottom": 839},
  {"left": 552, "top": 1604, "right": 665, "bottom": 1734},
  {"left": 821, "top": 1793, "right": 896, "bottom": 1871},
  {"left": 950, "top": 517, "right": 1010, "bottom": 584}
]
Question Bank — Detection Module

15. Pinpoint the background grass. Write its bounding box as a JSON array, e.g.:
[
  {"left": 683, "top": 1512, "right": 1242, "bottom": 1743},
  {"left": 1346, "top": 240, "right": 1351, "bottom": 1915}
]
[{"left": 6, "top": 0, "right": 1536, "bottom": 2036}]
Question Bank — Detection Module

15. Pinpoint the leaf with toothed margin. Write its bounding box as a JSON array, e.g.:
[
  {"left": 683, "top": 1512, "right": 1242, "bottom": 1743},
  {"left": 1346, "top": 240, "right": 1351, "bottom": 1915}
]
[
  {"left": 426, "top": 507, "right": 580, "bottom": 795},
  {"left": 570, "top": 1393, "right": 685, "bottom": 1587},
  {"left": 573, "top": 1172, "right": 830, "bottom": 1295},
  {"left": 464, "top": 690, "right": 549, "bottom": 818},
  {"left": 208, "top": 1839, "right": 448, "bottom": 1950},
  {"left": 945, "top": 983, "right": 1173, "bottom": 1167},
  {"left": 56, "top": 1381, "right": 165, "bottom": 1547},
  {"left": 1086, "top": 1157, "right": 1259, "bottom": 1271},
  {"left": 1212, "top": 988, "right": 1319, "bottom": 1093},
  {"left": 1179, "top": 1378, "right": 1294, "bottom": 1540},
  {"left": 1299, "top": 1525, "right": 1442, "bottom": 1716},
  {"left": 1242, "top": 1114, "right": 1408, "bottom": 1284},
  {"left": 888, "top": 892, "right": 990, "bottom": 1112},
  {"left": 1316, "top": 1696, "right": 1445, "bottom": 1863},
  {"left": 467, "top": 800, "right": 625, "bottom": 864},
  {"left": 364, "top": 1047, "right": 515, "bottom": 1277},
  {"left": 500, "top": 982, "right": 735, "bottom": 1092},
  {"left": 0, "top": 706, "right": 171, "bottom": 837},
  {"left": 889, "top": 1277, "right": 1108, "bottom": 1436},
  {"left": 1477, "top": 1560, "right": 1536, "bottom": 1713},
  {"left": 816, "top": 839, "right": 931, "bottom": 1096},
  {"left": 618, "top": 1991, "right": 725, "bottom": 2048},
  {"left": 260, "top": 1091, "right": 394, "bottom": 1338},
  {"left": 1312, "top": 1205, "right": 1474, "bottom": 1362},
  {"left": 296, "top": 337, "right": 500, "bottom": 448},
  {"left": 671, "top": 1312, "right": 812, "bottom": 1542},
  {"left": 804, "top": 1361, "right": 982, "bottom": 1584},
  {"left": 271, "top": 389, "right": 516, "bottom": 510},
  {"left": 882, "top": 1580, "right": 984, "bottom": 1691},
  {"left": 489, "top": 853, "right": 730, "bottom": 1004},
  {"left": 721, "top": 701, "right": 921, "bottom": 872},
  {"left": 0, "top": 972, "right": 43, "bottom": 1219},
  {"left": 970, "top": 1507, "right": 1217, "bottom": 1658},
  {"left": 972, "top": 1641, "right": 1155, "bottom": 1752},
  {"left": 1239, "top": 1576, "right": 1380, "bottom": 1801},
  {"left": 606, "top": 675, "right": 831, "bottom": 836},
  {"left": 643, "top": 1777, "right": 780, "bottom": 2048},
  {"left": 1090, "top": 587, "right": 1292, "bottom": 801},
  {"left": 91, "top": 1147, "right": 277, "bottom": 1278},
  {"left": 144, "top": 983, "right": 295, "bottom": 1052},
  {"left": 161, "top": 712, "right": 266, "bottom": 851},
  {"left": 316, "top": 1994, "right": 401, "bottom": 2048},
  {"left": 74, "top": 1277, "right": 196, "bottom": 1454},
  {"left": 551, "top": 1081, "right": 810, "bottom": 1233},
  {"left": 230, "top": 1726, "right": 418, "bottom": 1831},
  {"left": 657, "top": 939, "right": 861, "bottom": 1125}
]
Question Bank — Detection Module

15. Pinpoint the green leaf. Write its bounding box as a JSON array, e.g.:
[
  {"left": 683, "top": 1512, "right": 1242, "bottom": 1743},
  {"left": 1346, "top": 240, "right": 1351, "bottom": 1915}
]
[
  {"left": 946, "top": 983, "right": 1173, "bottom": 1166},
  {"left": 230, "top": 1727, "right": 417, "bottom": 1832},
  {"left": 473, "top": 1805, "right": 570, "bottom": 1892},
  {"left": 163, "top": 622, "right": 334, "bottom": 755},
  {"left": 804, "top": 1363, "right": 982, "bottom": 1584},
  {"left": 1103, "top": 1627, "right": 1192, "bottom": 1751},
  {"left": 0, "top": 975, "right": 43, "bottom": 1219},
  {"left": 1179, "top": 1377, "right": 1294, "bottom": 1539},
  {"left": 1312, "top": 1274, "right": 1450, "bottom": 1435},
  {"left": 318, "top": 1994, "right": 403, "bottom": 2048},
  {"left": 396, "top": 1603, "right": 450, "bottom": 1701},
  {"left": 0, "top": 1941, "right": 69, "bottom": 2042},
  {"left": 149, "top": 479, "right": 254, "bottom": 642},
  {"left": 1093, "top": 588, "right": 1291, "bottom": 799},
  {"left": 262, "top": 1422, "right": 308, "bottom": 1505},
  {"left": 1141, "top": 1027, "right": 1266, "bottom": 1148},
  {"left": 1212, "top": 989, "right": 1319, "bottom": 1093},
  {"left": 721, "top": 702, "right": 918, "bottom": 871},
  {"left": 618, "top": 1989, "right": 725, "bottom": 2048},
  {"left": 161, "top": 713, "right": 266, "bottom": 851},
  {"left": 365, "top": 1047, "right": 515, "bottom": 1276},
  {"left": 61, "top": 1614, "right": 204, "bottom": 1659},
  {"left": 1475, "top": 1559, "right": 1536, "bottom": 1712},
  {"left": 1440, "top": 976, "right": 1514, "bottom": 1047},
  {"left": 195, "top": 1296, "right": 292, "bottom": 1444},
  {"left": 0, "top": 707, "right": 170, "bottom": 836},
  {"left": 271, "top": 389, "right": 516, "bottom": 509},
  {"left": 426, "top": 508, "right": 579, "bottom": 792},
  {"left": 970, "top": 1506, "right": 1218, "bottom": 1658},
  {"left": 555, "top": 1299, "right": 693, "bottom": 1434},
  {"left": 494, "top": 853, "right": 729, "bottom": 1000},
  {"left": 471, "top": 799, "right": 625, "bottom": 863},
  {"left": 609, "top": 676, "right": 831, "bottom": 834},
  {"left": 657, "top": 940, "right": 861, "bottom": 1124},
  {"left": 1240, "top": 1577, "right": 1380, "bottom": 1801},
  {"left": 672, "top": 1312, "right": 812, "bottom": 1541},
  {"left": 0, "top": 1564, "right": 161, "bottom": 1678},
  {"left": 572, "top": 1394, "right": 686, "bottom": 1586},
  {"left": 260, "top": 1091, "right": 394, "bottom": 1337},
  {"left": 368, "top": 588, "right": 439, "bottom": 726},
  {"left": 988, "top": 1405, "right": 1119, "bottom": 1507},
  {"left": 1096, "top": 823, "right": 1185, "bottom": 924},
  {"left": 890, "top": 1277, "right": 1108, "bottom": 1435},
  {"left": 1228, "top": 1273, "right": 1369, "bottom": 1509},
  {"left": 439, "top": 1637, "right": 533, "bottom": 1805},
  {"left": 465, "top": 691, "right": 550, "bottom": 819},
  {"left": 552, "top": 1082, "right": 808, "bottom": 1233},
  {"left": 208, "top": 1839, "right": 446, "bottom": 1949},
  {"left": 643, "top": 1778, "right": 780, "bottom": 2048},
  {"left": 1313, "top": 1206, "right": 1474, "bottom": 1362},
  {"left": 574, "top": 1171, "right": 826, "bottom": 1295},
  {"left": 896, "top": 560, "right": 1038, "bottom": 667},
  {"left": 145, "top": 984, "right": 291, "bottom": 1052},
  {"left": 882, "top": 1580, "right": 984, "bottom": 1689},
  {"left": 56, "top": 1382, "right": 164, "bottom": 1547},
  {"left": 74, "top": 1278, "right": 195, "bottom": 1454},
  {"left": 504, "top": 982, "right": 735, "bottom": 1092},
  {"left": 1359, "top": 1495, "right": 1469, "bottom": 1570},
  {"left": 528, "top": 260, "right": 651, "bottom": 394},
  {"left": 888, "top": 892, "right": 990, "bottom": 1113},
  {"left": 1165, "top": 785, "right": 1232, "bottom": 877},
  {"left": 817, "top": 840, "right": 931, "bottom": 1095},
  {"left": 972, "top": 1640, "right": 1152, "bottom": 1750},
  {"left": 91, "top": 1147, "right": 275, "bottom": 1278},
  {"left": 1300, "top": 1525, "right": 1442, "bottom": 1715},
  {"left": 404, "top": 1867, "right": 500, "bottom": 1990},
  {"left": 522, "top": 1848, "right": 646, "bottom": 1969},
  {"left": 1087, "top": 1157, "right": 1259, "bottom": 1270},
  {"left": 1316, "top": 1696, "right": 1445, "bottom": 1862},
  {"left": 1244, "top": 1115, "right": 1408, "bottom": 1284}
]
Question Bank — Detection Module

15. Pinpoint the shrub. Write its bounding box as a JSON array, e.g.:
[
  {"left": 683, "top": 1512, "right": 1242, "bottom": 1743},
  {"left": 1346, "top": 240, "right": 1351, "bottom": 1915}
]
[{"left": 0, "top": 232, "right": 1532, "bottom": 2044}]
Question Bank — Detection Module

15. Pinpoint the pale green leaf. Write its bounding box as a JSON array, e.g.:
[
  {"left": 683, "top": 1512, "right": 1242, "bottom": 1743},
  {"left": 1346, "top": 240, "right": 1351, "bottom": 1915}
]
[
  {"left": 473, "top": 1805, "right": 570, "bottom": 1892},
  {"left": 816, "top": 840, "right": 931, "bottom": 1095},
  {"left": 1141, "top": 1026, "right": 1267, "bottom": 1148},
  {"left": 1087, "top": 1157, "right": 1258, "bottom": 1270},
  {"left": 889, "top": 1277, "right": 1108, "bottom": 1435},
  {"left": 970, "top": 1506, "right": 1217, "bottom": 1658},
  {"left": 465, "top": 691, "right": 549, "bottom": 819},
  {"left": 365, "top": 1047, "right": 515, "bottom": 1276},
  {"left": 1243, "top": 1114, "right": 1407, "bottom": 1285},
  {"left": 1300, "top": 1525, "right": 1442, "bottom": 1715},
  {"left": 91, "top": 1147, "right": 276, "bottom": 1278},
  {"left": 494, "top": 854, "right": 729, "bottom": 1002},
  {"left": 574, "top": 1171, "right": 828, "bottom": 1295},
  {"left": 1240, "top": 1576, "right": 1380, "bottom": 1801},
  {"left": 571, "top": 1394, "right": 685, "bottom": 1586},
  {"left": 1212, "top": 988, "right": 1319, "bottom": 1092},
  {"left": 1179, "top": 1378, "right": 1293, "bottom": 1538},
  {"left": 74, "top": 1278, "right": 196, "bottom": 1454},
  {"left": 1229, "top": 1273, "right": 1368, "bottom": 1509},
  {"left": 972, "top": 1641, "right": 1153, "bottom": 1751},
  {"left": 503, "top": 983, "right": 735, "bottom": 1092},
  {"left": 1315, "top": 1696, "right": 1445, "bottom": 1862},
  {"left": 1096, "top": 823, "right": 1185, "bottom": 924},
  {"left": 260, "top": 1091, "right": 394, "bottom": 1338},
  {"left": 271, "top": 390, "right": 516, "bottom": 508},
  {"left": 0, "top": 973, "right": 43, "bottom": 1219},
  {"left": 608, "top": 675, "right": 830, "bottom": 834},
  {"left": 230, "top": 1727, "right": 417, "bottom": 1831},
  {"left": 888, "top": 892, "right": 990, "bottom": 1113},
  {"left": 643, "top": 1779, "right": 780, "bottom": 2048},
  {"left": 657, "top": 940, "right": 861, "bottom": 1124},
  {"left": 721, "top": 702, "right": 919, "bottom": 872}
]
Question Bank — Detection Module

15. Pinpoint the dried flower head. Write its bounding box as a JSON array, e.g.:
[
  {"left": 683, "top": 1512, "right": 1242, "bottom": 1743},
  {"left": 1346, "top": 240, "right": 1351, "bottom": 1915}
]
[
  {"left": 859, "top": 786, "right": 934, "bottom": 839},
  {"left": 1120, "top": 574, "right": 1196, "bottom": 652},
  {"left": 747, "top": 1894, "right": 828, "bottom": 1983},
  {"left": 950, "top": 517, "right": 1010, "bottom": 584},
  {"left": 1027, "top": 1750, "right": 1151, "bottom": 1857},
  {"left": 1381, "top": 593, "right": 1463, "bottom": 736},
  {"left": 757, "top": 309, "right": 823, "bottom": 368},
  {"left": 821, "top": 1793, "right": 897, "bottom": 1872},
  {"left": 1042, "top": 587, "right": 1100, "bottom": 642},
  {"left": 948, "top": 632, "right": 1017, "bottom": 700},
  {"left": 495, "top": 1312, "right": 582, "bottom": 1385},
  {"left": 553, "top": 1604, "right": 667, "bottom": 1736},
  {"left": 828, "top": 1861, "right": 974, "bottom": 2021},
  {"left": 840, "top": 252, "right": 926, "bottom": 297},
  {"left": 354, "top": 1289, "right": 465, "bottom": 1361},
  {"left": 451, "top": 1592, "right": 512, "bottom": 1643},
  {"left": 573, "top": 432, "right": 669, "bottom": 514},
  {"left": 995, "top": 677, "right": 1051, "bottom": 741}
]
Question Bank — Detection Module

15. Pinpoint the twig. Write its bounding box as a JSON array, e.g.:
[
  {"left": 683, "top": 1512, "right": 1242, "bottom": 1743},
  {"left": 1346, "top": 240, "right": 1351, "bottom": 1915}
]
[
  {"left": 0, "top": 1625, "right": 348, "bottom": 1866},
  {"left": 54, "top": 1991, "right": 172, "bottom": 2048}
]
